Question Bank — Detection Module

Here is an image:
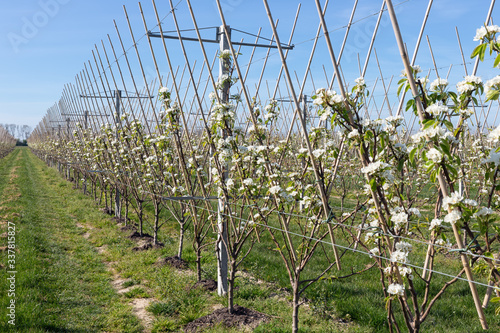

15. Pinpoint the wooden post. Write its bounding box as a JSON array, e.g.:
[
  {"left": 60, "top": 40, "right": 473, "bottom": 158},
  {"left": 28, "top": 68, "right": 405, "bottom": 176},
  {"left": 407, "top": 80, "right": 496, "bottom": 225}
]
[{"left": 384, "top": 0, "right": 488, "bottom": 329}]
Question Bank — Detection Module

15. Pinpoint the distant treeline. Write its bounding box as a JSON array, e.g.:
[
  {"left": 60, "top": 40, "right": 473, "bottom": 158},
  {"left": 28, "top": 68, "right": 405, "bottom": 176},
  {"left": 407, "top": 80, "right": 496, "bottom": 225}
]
[
  {"left": 16, "top": 140, "right": 28, "bottom": 146},
  {"left": 1, "top": 124, "right": 32, "bottom": 141}
]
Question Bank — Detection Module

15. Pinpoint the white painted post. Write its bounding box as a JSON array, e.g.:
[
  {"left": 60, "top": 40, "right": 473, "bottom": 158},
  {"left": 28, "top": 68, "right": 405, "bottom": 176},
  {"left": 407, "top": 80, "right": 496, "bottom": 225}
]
[
  {"left": 83, "top": 110, "right": 88, "bottom": 195},
  {"left": 217, "top": 24, "right": 229, "bottom": 296},
  {"left": 114, "top": 90, "right": 122, "bottom": 219}
]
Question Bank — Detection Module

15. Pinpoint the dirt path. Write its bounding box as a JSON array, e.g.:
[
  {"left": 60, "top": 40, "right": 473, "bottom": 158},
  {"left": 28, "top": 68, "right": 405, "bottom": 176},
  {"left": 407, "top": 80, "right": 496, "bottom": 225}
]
[{"left": 75, "top": 222, "right": 155, "bottom": 332}]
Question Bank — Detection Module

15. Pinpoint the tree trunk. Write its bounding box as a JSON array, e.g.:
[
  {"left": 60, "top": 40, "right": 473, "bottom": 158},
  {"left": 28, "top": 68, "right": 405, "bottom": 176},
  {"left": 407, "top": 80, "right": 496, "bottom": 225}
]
[
  {"left": 154, "top": 201, "right": 159, "bottom": 245},
  {"left": 115, "top": 186, "right": 121, "bottom": 218},
  {"left": 104, "top": 186, "right": 108, "bottom": 212},
  {"left": 195, "top": 242, "right": 202, "bottom": 282},
  {"left": 178, "top": 217, "right": 185, "bottom": 259},
  {"left": 138, "top": 200, "right": 143, "bottom": 237},
  {"left": 125, "top": 198, "right": 129, "bottom": 226},
  {"left": 228, "top": 260, "right": 236, "bottom": 314},
  {"left": 292, "top": 281, "right": 300, "bottom": 333}
]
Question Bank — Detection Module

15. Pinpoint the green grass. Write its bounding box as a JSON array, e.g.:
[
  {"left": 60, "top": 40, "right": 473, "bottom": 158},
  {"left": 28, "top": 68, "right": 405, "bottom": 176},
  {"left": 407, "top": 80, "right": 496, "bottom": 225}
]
[
  {"left": 0, "top": 148, "right": 142, "bottom": 332},
  {"left": 123, "top": 287, "right": 150, "bottom": 299}
]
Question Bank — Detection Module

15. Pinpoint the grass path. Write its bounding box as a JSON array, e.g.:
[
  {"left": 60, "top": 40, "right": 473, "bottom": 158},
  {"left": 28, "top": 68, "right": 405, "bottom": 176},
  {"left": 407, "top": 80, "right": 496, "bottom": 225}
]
[{"left": 0, "top": 148, "right": 142, "bottom": 332}]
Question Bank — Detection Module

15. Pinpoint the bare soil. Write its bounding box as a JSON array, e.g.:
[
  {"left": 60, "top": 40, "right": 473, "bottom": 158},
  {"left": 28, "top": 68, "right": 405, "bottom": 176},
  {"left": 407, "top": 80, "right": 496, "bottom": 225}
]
[
  {"left": 157, "top": 255, "right": 189, "bottom": 269},
  {"left": 120, "top": 224, "right": 136, "bottom": 232},
  {"left": 184, "top": 305, "right": 268, "bottom": 332},
  {"left": 128, "top": 230, "right": 153, "bottom": 240},
  {"left": 99, "top": 207, "right": 113, "bottom": 215},
  {"left": 191, "top": 279, "right": 217, "bottom": 292}
]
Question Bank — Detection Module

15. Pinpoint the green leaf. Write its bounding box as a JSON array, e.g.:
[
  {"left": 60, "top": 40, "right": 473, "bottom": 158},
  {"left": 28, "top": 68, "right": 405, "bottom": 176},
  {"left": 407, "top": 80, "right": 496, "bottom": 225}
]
[
  {"left": 483, "top": 252, "right": 494, "bottom": 259},
  {"left": 430, "top": 169, "right": 437, "bottom": 183},
  {"left": 480, "top": 43, "right": 487, "bottom": 61},
  {"left": 486, "top": 89, "right": 500, "bottom": 102},
  {"left": 442, "top": 119, "right": 454, "bottom": 132},
  {"left": 364, "top": 130, "right": 374, "bottom": 140},
  {"left": 405, "top": 98, "right": 415, "bottom": 111},
  {"left": 424, "top": 160, "right": 434, "bottom": 173},
  {"left": 422, "top": 119, "right": 436, "bottom": 130},
  {"left": 380, "top": 133, "right": 386, "bottom": 150},
  {"left": 440, "top": 141, "right": 451, "bottom": 158},
  {"left": 397, "top": 82, "right": 406, "bottom": 97},
  {"left": 494, "top": 53, "right": 500, "bottom": 68},
  {"left": 447, "top": 164, "right": 458, "bottom": 179},
  {"left": 409, "top": 147, "right": 418, "bottom": 166},
  {"left": 491, "top": 296, "right": 500, "bottom": 304},
  {"left": 397, "top": 157, "right": 405, "bottom": 173},
  {"left": 448, "top": 91, "right": 458, "bottom": 102},
  {"left": 471, "top": 44, "right": 483, "bottom": 59}
]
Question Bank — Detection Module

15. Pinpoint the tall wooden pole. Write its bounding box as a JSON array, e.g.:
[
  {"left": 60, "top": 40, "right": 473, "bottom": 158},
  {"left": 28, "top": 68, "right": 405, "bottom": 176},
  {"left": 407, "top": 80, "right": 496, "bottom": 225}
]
[{"left": 385, "top": 0, "right": 488, "bottom": 329}]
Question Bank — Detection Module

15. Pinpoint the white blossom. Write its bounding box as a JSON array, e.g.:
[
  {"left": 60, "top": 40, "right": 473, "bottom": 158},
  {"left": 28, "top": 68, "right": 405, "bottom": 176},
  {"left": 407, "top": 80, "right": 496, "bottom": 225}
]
[
  {"left": 429, "top": 78, "right": 448, "bottom": 92},
  {"left": 459, "top": 108, "right": 474, "bottom": 117},
  {"left": 391, "top": 250, "right": 408, "bottom": 263},
  {"left": 354, "top": 77, "right": 366, "bottom": 93},
  {"left": 444, "top": 209, "right": 461, "bottom": 225},
  {"left": 443, "top": 192, "right": 463, "bottom": 210},
  {"left": 427, "top": 148, "right": 443, "bottom": 163},
  {"left": 348, "top": 129, "right": 360, "bottom": 139},
  {"left": 482, "top": 149, "right": 500, "bottom": 166},
  {"left": 400, "top": 267, "right": 412, "bottom": 278},
  {"left": 401, "top": 65, "right": 421, "bottom": 77},
  {"left": 474, "top": 25, "right": 500, "bottom": 41},
  {"left": 485, "top": 76, "right": 500, "bottom": 100},
  {"left": 269, "top": 185, "right": 282, "bottom": 195},
  {"left": 474, "top": 207, "right": 494, "bottom": 218},
  {"left": 463, "top": 199, "right": 478, "bottom": 207},
  {"left": 355, "top": 77, "right": 365, "bottom": 86},
  {"left": 361, "top": 160, "right": 390, "bottom": 176},
  {"left": 457, "top": 75, "right": 481, "bottom": 94},
  {"left": 435, "top": 238, "right": 452, "bottom": 248},
  {"left": 395, "top": 241, "right": 412, "bottom": 253},
  {"left": 369, "top": 247, "right": 379, "bottom": 257},
  {"left": 391, "top": 211, "right": 408, "bottom": 228},
  {"left": 412, "top": 126, "right": 455, "bottom": 143},
  {"left": 429, "top": 218, "right": 443, "bottom": 231},
  {"left": 312, "top": 149, "right": 326, "bottom": 159},
  {"left": 426, "top": 104, "right": 449, "bottom": 117},
  {"left": 487, "top": 124, "right": 500, "bottom": 143}
]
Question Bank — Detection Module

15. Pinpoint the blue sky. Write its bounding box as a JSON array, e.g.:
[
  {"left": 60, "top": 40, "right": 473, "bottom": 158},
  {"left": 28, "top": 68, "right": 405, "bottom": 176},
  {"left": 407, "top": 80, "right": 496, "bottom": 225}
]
[{"left": 0, "top": 0, "right": 498, "bottom": 130}]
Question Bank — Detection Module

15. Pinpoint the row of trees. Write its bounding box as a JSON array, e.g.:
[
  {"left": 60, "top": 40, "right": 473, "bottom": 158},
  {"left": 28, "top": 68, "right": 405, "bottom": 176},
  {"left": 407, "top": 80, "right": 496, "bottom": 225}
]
[
  {"left": 26, "top": 24, "right": 500, "bottom": 333},
  {"left": 0, "top": 125, "right": 17, "bottom": 158}
]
